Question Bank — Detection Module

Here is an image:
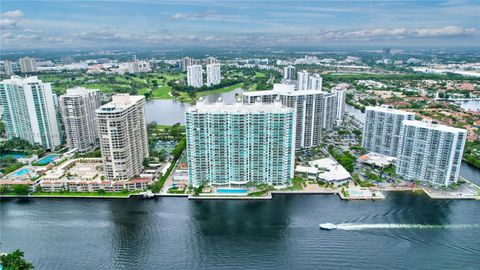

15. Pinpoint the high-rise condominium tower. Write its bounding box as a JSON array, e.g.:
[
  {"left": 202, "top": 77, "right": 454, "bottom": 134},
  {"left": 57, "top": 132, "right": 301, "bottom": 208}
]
[
  {"left": 185, "top": 100, "right": 296, "bottom": 187},
  {"left": 19, "top": 57, "right": 38, "bottom": 73},
  {"left": 59, "top": 87, "right": 102, "bottom": 153},
  {"left": 3, "top": 60, "right": 14, "bottom": 75},
  {"left": 297, "top": 70, "right": 309, "bottom": 91},
  {"left": 283, "top": 65, "right": 296, "bottom": 80},
  {"left": 0, "top": 76, "right": 61, "bottom": 149},
  {"left": 206, "top": 63, "right": 221, "bottom": 86},
  {"left": 187, "top": 65, "right": 203, "bottom": 88},
  {"left": 206, "top": 57, "right": 217, "bottom": 64},
  {"left": 308, "top": 74, "right": 322, "bottom": 91},
  {"left": 96, "top": 94, "right": 148, "bottom": 181},
  {"left": 396, "top": 120, "right": 466, "bottom": 186},
  {"left": 362, "top": 106, "right": 415, "bottom": 157},
  {"left": 332, "top": 87, "right": 346, "bottom": 123},
  {"left": 243, "top": 84, "right": 337, "bottom": 149},
  {"left": 181, "top": 57, "right": 193, "bottom": 72}
]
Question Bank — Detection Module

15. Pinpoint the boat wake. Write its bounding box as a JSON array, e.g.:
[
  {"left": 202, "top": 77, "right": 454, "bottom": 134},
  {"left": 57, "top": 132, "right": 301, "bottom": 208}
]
[{"left": 334, "top": 223, "right": 480, "bottom": 230}]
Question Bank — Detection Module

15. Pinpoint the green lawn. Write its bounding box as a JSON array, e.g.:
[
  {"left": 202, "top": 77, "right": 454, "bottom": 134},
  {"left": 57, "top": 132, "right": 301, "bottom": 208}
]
[
  {"left": 196, "top": 83, "right": 243, "bottom": 97},
  {"left": 151, "top": 85, "right": 173, "bottom": 99},
  {"left": 255, "top": 71, "right": 267, "bottom": 78}
]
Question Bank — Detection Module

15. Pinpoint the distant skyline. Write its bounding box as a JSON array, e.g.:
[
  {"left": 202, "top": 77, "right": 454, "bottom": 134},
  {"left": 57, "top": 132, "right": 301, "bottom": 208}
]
[{"left": 1, "top": 0, "right": 479, "bottom": 49}]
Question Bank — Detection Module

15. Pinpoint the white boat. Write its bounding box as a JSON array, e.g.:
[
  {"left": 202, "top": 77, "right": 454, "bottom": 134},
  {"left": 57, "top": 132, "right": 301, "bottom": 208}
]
[
  {"left": 319, "top": 223, "right": 337, "bottom": 230},
  {"left": 142, "top": 190, "right": 155, "bottom": 199}
]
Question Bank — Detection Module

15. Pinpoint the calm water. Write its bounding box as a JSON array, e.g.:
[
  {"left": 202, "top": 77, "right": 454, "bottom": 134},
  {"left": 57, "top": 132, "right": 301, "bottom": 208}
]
[
  {"left": 1, "top": 193, "right": 479, "bottom": 270},
  {"left": 144, "top": 88, "right": 244, "bottom": 125},
  {"left": 458, "top": 100, "right": 480, "bottom": 112}
]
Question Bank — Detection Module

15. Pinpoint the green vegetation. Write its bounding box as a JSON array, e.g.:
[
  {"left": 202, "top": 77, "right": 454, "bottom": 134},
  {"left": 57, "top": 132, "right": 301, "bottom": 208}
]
[
  {"left": 341, "top": 187, "right": 349, "bottom": 197},
  {"left": 31, "top": 191, "right": 133, "bottom": 197},
  {"left": 0, "top": 138, "right": 45, "bottom": 156},
  {"left": 463, "top": 141, "right": 480, "bottom": 169},
  {"left": 249, "top": 184, "right": 274, "bottom": 197},
  {"left": 146, "top": 123, "right": 185, "bottom": 164},
  {"left": 0, "top": 249, "right": 34, "bottom": 270},
  {"left": 284, "top": 177, "right": 306, "bottom": 191},
  {"left": 327, "top": 146, "right": 356, "bottom": 173},
  {"left": 167, "top": 188, "right": 186, "bottom": 194},
  {"left": 0, "top": 184, "right": 30, "bottom": 195},
  {"left": 382, "top": 165, "right": 397, "bottom": 177},
  {"left": 0, "top": 158, "right": 23, "bottom": 175},
  {"left": 352, "top": 173, "right": 375, "bottom": 187},
  {"left": 74, "top": 148, "right": 102, "bottom": 158},
  {"left": 150, "top": 136, "right": 186, "bottom": 193}
]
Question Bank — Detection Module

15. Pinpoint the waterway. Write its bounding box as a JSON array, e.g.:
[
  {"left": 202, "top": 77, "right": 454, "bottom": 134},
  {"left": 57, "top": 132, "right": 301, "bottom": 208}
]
[
  {"left": 458, "top": 100, "right": 480, "bottom": 112},
  {"left": 1, "top": 193, "right": 479, "bottom": 269}
]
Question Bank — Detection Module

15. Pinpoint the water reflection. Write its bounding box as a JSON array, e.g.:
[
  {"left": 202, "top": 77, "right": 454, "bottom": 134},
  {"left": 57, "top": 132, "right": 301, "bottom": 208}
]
[
  {"left": 144, "top": 88, "right": 244, "bottom": 125},
  {"left": 107, "top": 200, "right": 154, "bottom": 269}
]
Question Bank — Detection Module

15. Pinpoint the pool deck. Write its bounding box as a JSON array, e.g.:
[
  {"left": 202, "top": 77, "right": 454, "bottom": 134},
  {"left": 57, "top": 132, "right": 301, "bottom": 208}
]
[{"left": 188, "top": 194, "right": 272, "bottom": 200}]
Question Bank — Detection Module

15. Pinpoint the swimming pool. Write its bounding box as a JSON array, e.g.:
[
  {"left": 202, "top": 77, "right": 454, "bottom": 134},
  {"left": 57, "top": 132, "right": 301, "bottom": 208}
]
[
  {"left": 216, "top": 189, "right": 248, "bottom": 194},
  {"left": 350, "top": 190, "right": 369, "bottom": 197},
  {"left": 35, "top": 154, "right": 60, "bottom": 166},
  {"left": 13, "top": 168, "right": 30, "bottom": 177}
]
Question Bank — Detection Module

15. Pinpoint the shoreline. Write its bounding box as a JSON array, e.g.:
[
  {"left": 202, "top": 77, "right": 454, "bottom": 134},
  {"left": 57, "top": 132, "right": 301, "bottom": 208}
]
[{"left": 2, "top": 187, "right": 478, "bottom": 201}]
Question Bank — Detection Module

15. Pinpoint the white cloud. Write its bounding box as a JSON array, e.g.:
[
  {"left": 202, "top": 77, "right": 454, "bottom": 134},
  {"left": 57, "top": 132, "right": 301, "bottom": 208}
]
[
  {"left": 171, "top": 10, "right": 216, "bottom": 20},
  {"left": 0, "top": 18, "right": 17, "bottom": 29},
  {"left": 1, "top": 10, "right": 24, "bottom": 29},
  {"left": 1, "top": 10, "right": 23, "bottom": 18}
]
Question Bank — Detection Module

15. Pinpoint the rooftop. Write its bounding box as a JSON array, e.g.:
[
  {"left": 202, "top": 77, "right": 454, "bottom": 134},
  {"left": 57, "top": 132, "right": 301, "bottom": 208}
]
[
  {"left": 366, "top": 106, "right": 415, "bottom": 116},
  {"left": 187, "top": 100, "right": 294, "bottom": 114},
  {"left": 1, "top": 75, "right": 43, "bottom": 84},
  {"left": 242, "top": 83, "right": 332, "bottom": 97},
  {"left": 403, "top": 120, "right": 467, "bottom": 133},
  {"left": 97, "top": 94, "right": 144, "bottom": 113},
  {"left": 64, "top": 87, "right": 99, "bottom": 96},
  {"left": 359, "top": 152, "right": 396, "bottom": 167},
  {"left": 309, "top": 158, "right": 351, "bottom": 182}
]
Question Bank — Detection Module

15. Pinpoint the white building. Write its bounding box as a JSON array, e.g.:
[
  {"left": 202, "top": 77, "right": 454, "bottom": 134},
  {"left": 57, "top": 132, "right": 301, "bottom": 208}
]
[
  {"left": 297, "top": 70, "right": 309, "bottom": 91},
  {"left": 19, "top": 57, "right": 38, "bottom": 73},
  {"left": 185, "top": 100, "right": 296, "bottom": 187},
  {"left": 187, "top": 65, "right": 203, "bottom": 88},
  {"left": 296, "top": 71, "right": 322, "bottom": 91},
  {"left": 206, "top": 57, "right": 217, "bottom": 64},
  {"left": 283, "top": 65, "right": 296, "bottom": 80},
  {"left": 362, "top": 106, "right": 415, "bottom": 157},
  {"left": 0, "top": 76, "right": 61, "bottom": 149},
  {"left": 308, "top": 73, "right": 322, "bottom": 91},
  {"left": 243, "top": 83, "right": 337, "bottom": 149},
  {"left": 59, "top": 87, "right": 102, "bottom": 153},
  {"left": 2, "top": 60, "right": 14, "bottom": 75},
  {"left": 396, "top": 120, "right": 467, "bottom": 186},
  {"left": 181, "top": 57, "right": 193, "bottom": 72},
  {"left": 332, "top": 87, "right": 346, "bottom": 123},
  {"left": 206, "top": 63, "right": 221, "bottom": 86},
  {"left": 96, "top": 94, "right": 148, "bottom": 181},
  {"left": 127, "top": 61, "right": 151, "bottom": 73}
]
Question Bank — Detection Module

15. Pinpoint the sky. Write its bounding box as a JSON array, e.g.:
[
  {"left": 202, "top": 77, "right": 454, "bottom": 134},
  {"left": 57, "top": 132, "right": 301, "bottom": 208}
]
[{"left": 1, "top": 0, "right": 479, "bottom": 49}]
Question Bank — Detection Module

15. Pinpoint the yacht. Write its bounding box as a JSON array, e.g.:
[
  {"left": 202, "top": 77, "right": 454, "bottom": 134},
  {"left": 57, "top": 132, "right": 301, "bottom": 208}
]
[
  {"left": 319, "top": 223, "right": 337, "bottom": 230},
  {"left": 142, "top": 190, "right": 155, "bottom": 199}
]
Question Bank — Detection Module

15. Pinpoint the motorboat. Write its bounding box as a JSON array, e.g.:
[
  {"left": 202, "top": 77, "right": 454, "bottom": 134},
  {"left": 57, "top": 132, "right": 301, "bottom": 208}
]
[
  {"left": 319, "top": 223, "right": 337, "bottom": 230},
  {"left": 142, "top": 190, "right": 155, "bottom": 199}
]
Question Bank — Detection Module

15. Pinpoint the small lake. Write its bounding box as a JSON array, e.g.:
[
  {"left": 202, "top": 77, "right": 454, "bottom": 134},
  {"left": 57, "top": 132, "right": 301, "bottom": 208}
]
[
  {"left": 458, "top": 100, "right": 480, "bottom": 112},
  {"left": 144, "top": 88, "right": 244, "bottom": 125}
]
